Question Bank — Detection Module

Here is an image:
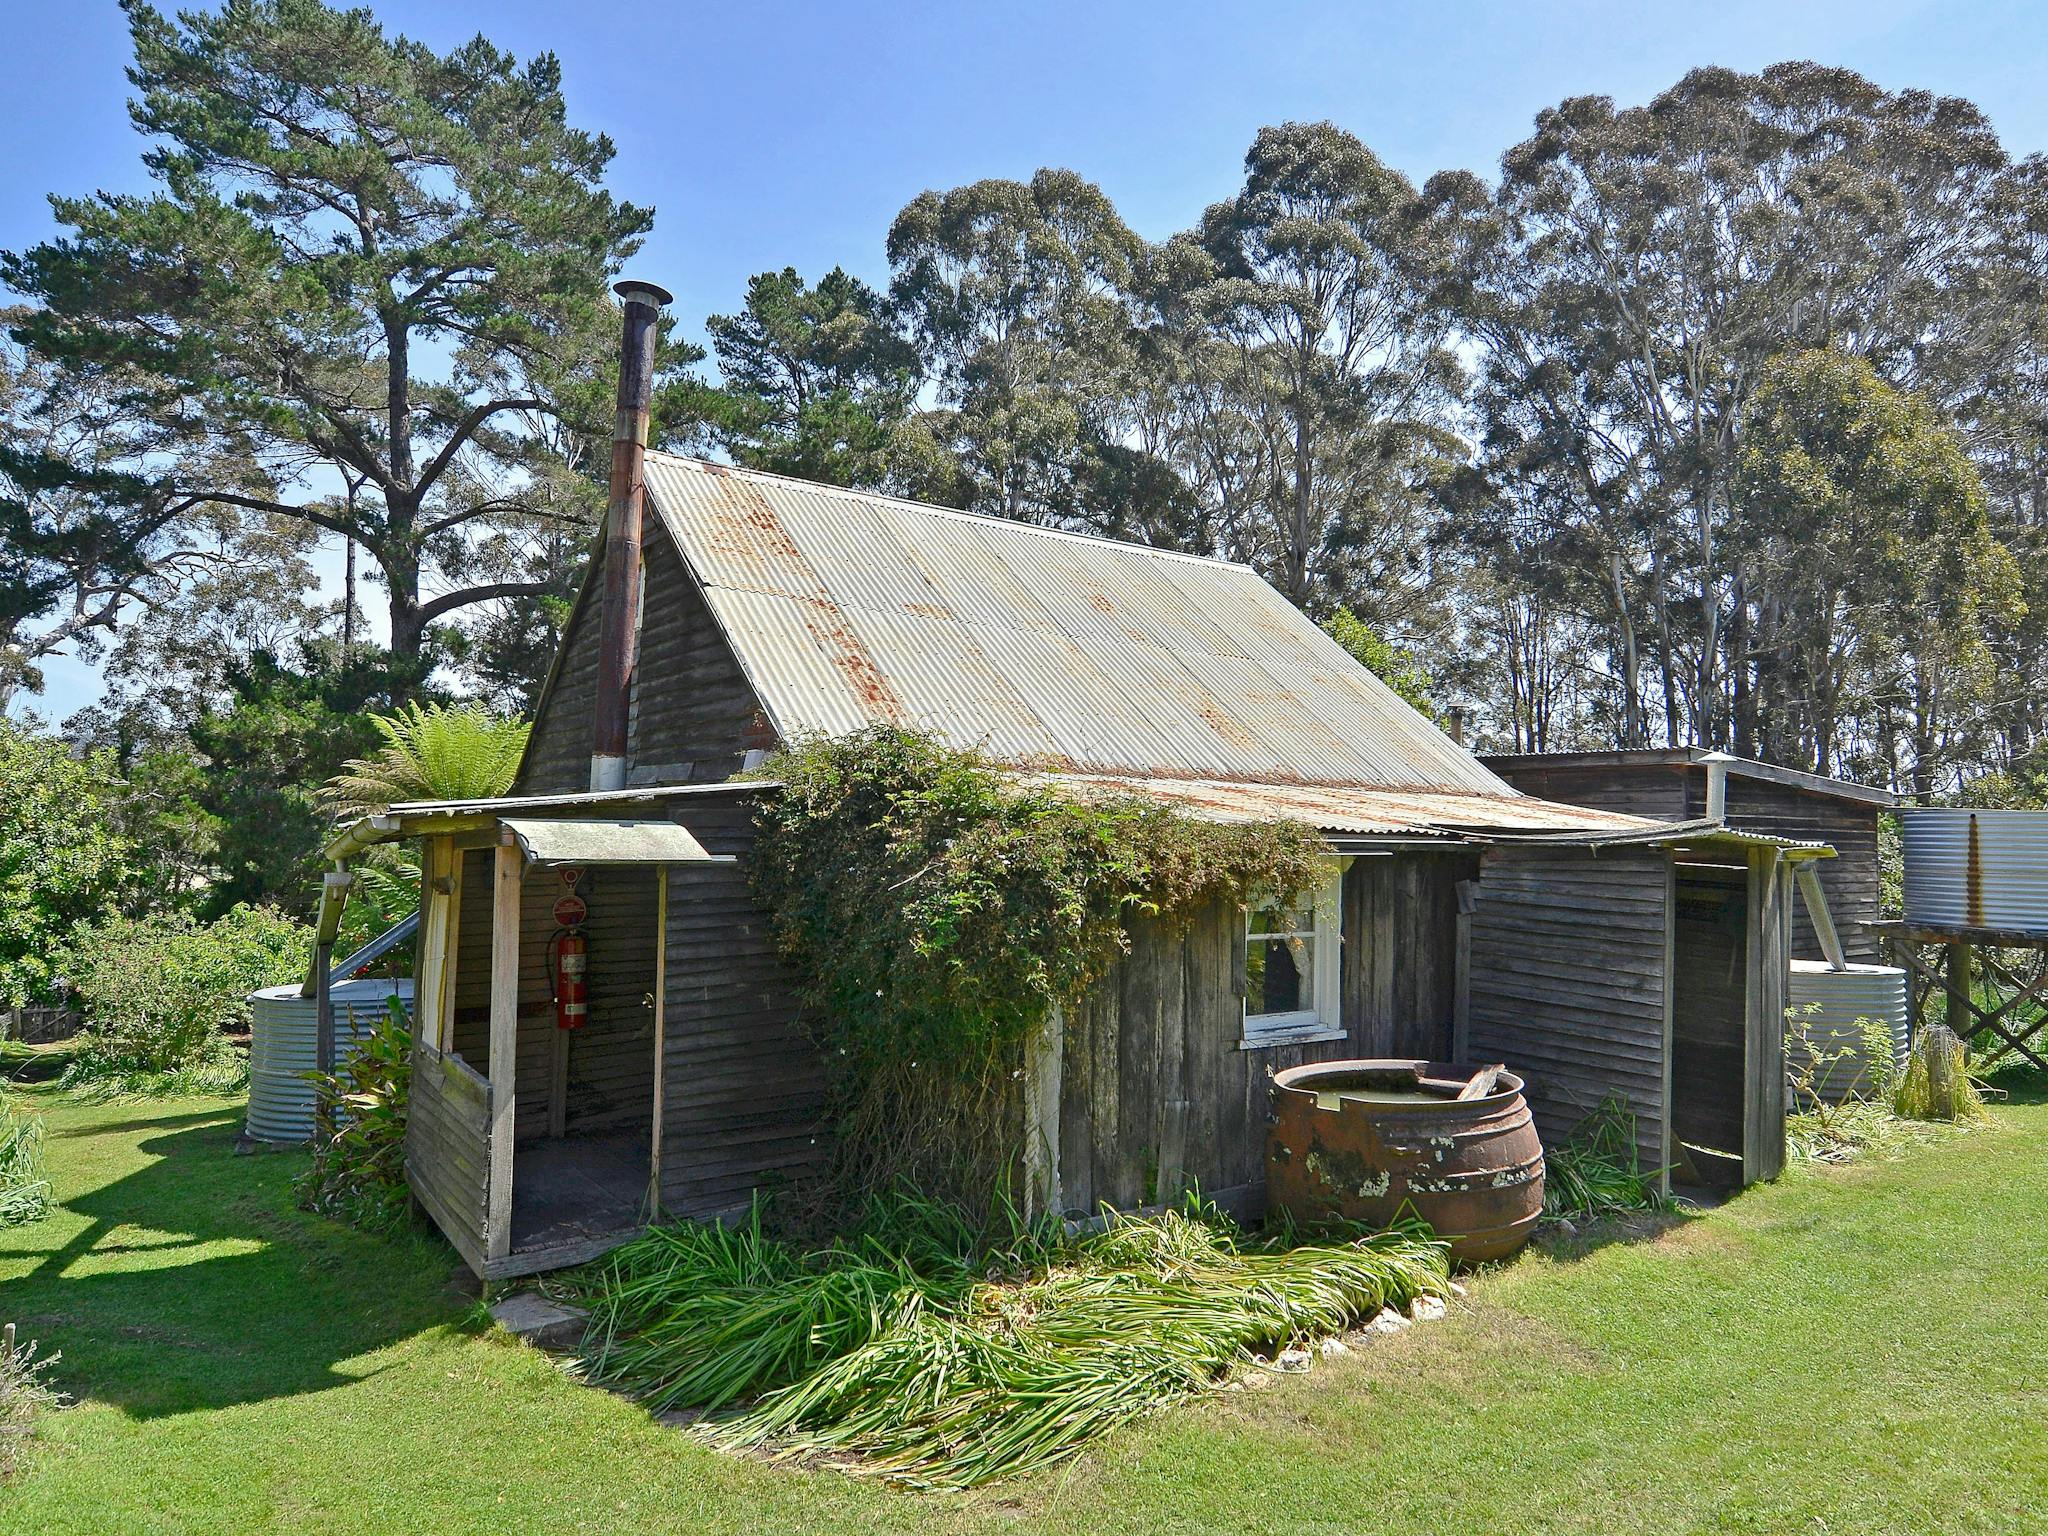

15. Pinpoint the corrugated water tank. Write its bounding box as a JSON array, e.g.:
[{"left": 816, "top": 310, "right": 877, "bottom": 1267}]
[
  {"left": 1787, "top": 961, "right": 1910, "bottom": 1104},
  {"left": 1902, "top": 808, "right": 2048, "bottom": 932},
  {"left": 245, "top": 978, "right": 414, "bottom": 1143}
]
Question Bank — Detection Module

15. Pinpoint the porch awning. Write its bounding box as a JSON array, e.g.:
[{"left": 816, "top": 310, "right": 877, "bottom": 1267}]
[{"left": 498, "top": 817, "right": 730, "bottom": 867}]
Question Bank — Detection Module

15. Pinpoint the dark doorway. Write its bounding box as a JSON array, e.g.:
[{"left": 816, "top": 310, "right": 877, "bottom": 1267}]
[{"left": 1670, "top": 865, "right": 1748, "bottom": 1188}]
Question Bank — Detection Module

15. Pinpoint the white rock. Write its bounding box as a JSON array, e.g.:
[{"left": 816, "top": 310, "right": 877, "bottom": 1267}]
[
  {"left": 1318, "top": 1337, "right": 1350, "bottom": 1359},
  {"left": 1409, "top": 1295, "right": 1448, "bottom": 1323},
  {"left": 1450, "top": 1281, "right": 1468, "bottom": 1298},
  {"left": 1275, "top": 1347, "right": 1313, "bottom": 1372},
  {"left": 1367, "top": 1307, "right": 1412, "bottom": 1336}
]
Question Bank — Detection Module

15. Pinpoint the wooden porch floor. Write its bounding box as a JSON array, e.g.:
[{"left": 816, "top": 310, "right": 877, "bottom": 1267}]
[{"left": 495, "top": 1131, "right": 649, "bottom": 1279}]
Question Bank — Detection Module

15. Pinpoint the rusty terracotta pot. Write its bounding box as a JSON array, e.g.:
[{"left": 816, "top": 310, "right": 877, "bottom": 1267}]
[{"left": 1266, "top": 1058, "right": 1544, "bottom": 1264}]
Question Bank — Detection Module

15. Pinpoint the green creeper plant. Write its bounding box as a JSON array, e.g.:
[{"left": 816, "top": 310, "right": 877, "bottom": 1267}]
[{"left": 747, "top": 729, "right": 1323, "bottom": 1206}]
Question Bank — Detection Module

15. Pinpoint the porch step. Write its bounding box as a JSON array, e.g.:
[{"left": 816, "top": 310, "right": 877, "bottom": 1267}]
[{"left": 489, "top": 1292, "right": 590, "bottom": 1352}]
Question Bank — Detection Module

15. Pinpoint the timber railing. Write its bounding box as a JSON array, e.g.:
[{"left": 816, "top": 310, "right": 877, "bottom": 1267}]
[{"left": 406, "top": 1040, "right": 492, "bottom": 1274}]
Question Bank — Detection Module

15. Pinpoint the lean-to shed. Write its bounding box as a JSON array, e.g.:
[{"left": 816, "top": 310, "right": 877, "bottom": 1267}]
[
  {"left": 1482, "top": 749, "right": 1895, "bottom": 962},
  {"left": 309, "top": 290, "right": 1827, "bottom": 1277}
]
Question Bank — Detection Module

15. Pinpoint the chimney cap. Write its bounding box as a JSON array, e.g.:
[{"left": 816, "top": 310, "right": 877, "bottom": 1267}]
[{"left": 614, "top": 278, "right": 674, "bottom": 308}]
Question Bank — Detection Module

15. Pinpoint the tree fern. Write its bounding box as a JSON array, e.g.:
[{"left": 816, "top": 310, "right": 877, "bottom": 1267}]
[{"left": 322, "top": 703, "right": 531, "bottom": 818}]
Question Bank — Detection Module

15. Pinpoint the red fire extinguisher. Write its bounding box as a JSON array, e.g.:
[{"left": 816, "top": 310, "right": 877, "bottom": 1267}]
[{"left": 550, "top": 928, "right": 589, "bottom": 1031}]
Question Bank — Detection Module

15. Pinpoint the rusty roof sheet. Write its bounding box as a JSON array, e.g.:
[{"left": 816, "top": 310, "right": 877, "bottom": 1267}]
[
  {"left": 643, "top": 455, "right": 1511, "bottom": 796},
  {"left": 1026, "top": 773, "right": 1660, "bottom": 837}
]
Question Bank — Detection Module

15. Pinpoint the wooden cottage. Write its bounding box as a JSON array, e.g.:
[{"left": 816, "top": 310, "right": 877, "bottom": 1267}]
[
  {"left": 312, "top": 296, "right": 1830, "bottom": 1274},
  {"left": 311, "top": 454, "right": 1833, "bottom": 1277}
]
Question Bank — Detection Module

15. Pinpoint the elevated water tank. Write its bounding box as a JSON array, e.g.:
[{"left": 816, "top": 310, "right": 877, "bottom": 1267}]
[
  {"left": 1787, "top": 961, "right": 1910, "bottom": 1104},
  {"left": 1902, "top": 808, "right": 2048, "bottom": 932},
  {"left": 245, "top": 977, "right": 414, "bottom": 1144}
]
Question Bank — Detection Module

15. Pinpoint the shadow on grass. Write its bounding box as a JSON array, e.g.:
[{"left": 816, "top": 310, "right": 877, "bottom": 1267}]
[
  {"left": 1984, "top": 1064, "right": 2048, "bottom": 1106},
  {"left": 1523, "top": 1203, "right": 1701, "bottom": 1266},
  {"left": 45, "top": 1105, "right": 238, "bottom": 1140},
  {"left": 8, "top": 1103, "right": 467, "bottom": 1421}
]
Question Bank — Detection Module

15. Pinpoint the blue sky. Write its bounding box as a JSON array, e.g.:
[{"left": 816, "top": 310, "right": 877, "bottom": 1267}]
[{"left": 6, "top": 0, "right": 2046, "bottom": 720}]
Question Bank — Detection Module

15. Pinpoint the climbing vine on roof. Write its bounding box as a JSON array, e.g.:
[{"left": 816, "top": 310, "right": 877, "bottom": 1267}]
[{"left": 747, "top": 728, "right": 1323, "bottom": 1206}]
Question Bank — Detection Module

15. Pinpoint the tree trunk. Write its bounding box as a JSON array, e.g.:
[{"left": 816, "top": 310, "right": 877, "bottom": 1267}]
[
  {"left": 1651, "top": 547, "right": 1680, "bottom": 747},
  {"left": 1729, "top": 570, "right": 1755, "bottom": 759},
  {"left": 1289, "top": 414, "right": 1313, "bottom": 606},
  {"left": 1608, "top": 550, "right": 1642, "bottom": 747}
]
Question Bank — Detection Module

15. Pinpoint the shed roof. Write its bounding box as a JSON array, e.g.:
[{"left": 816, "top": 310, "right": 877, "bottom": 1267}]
[
  {"left": 643, "top": 454, "right": 1510, "bottom": 797},
  {"left": 1479, "top": 748, "right": 1896, "bottom": 808}
]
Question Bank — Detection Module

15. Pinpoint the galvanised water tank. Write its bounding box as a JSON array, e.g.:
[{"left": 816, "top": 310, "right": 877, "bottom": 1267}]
[
  {"left": 1787, "top": 961, "right": 1910, "bottom": 1104},
  {"left": 1902, "top": 808, "right": 2048, "bottom": 932},
  {"left": 244, "top": 978, "right": 413, "bottom": 1143}
]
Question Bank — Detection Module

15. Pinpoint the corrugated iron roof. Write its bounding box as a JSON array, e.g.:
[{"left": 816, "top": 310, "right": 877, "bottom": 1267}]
[
  {"left": 643, "top": 454, "right": 1511, "bottom": 796},
  {"left": 1027, "top": 773, "right": 1658, "bottom": 837},
  {"left": 1473, "top": 818, "right": 1837, "bottom": 854}
]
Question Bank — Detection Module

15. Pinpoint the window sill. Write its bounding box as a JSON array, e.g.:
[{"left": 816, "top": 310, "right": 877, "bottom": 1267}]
[{"left": 1238, "top": 1025, "right": 1348, "bottom": 1052}]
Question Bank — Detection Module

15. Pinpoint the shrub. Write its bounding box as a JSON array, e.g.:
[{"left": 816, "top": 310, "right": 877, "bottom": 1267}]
[
  {"left": 0, "top": 1323, "right": 63, "bottom": 1484},
  {"left": 1892, "top": 1023, "right": 1987, "bottom": 1123},
  {"left": 0, "top": 723, "right": 136, "bottom": 1006},
  {"left": 61, "top": 905, "right": 306, "bottom": 1098},
  {"left": 0, "top": 1095, "right": 49, "bottom": 1227},
  {"left": 296, "top": 998, "right": 413, "bottom": 1233}
]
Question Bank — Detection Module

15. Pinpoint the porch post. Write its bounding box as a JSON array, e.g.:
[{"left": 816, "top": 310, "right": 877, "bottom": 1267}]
[
  {"left": 1742, "top": 848, "right": 1789, "bottom": 1185},
  {"left": 647, "top": 865, "right": 670, "bottom": 1219},
  {"left": 485, "top": 840, "right": 522, "bottom": 1264}
]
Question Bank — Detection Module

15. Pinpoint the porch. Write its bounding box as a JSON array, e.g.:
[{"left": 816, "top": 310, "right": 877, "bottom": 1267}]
[{"left": 403, "top": 816, "right": 724, "bottom": 1280}]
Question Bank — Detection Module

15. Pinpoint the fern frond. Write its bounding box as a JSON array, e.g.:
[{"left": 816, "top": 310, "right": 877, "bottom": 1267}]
[{"left": 322, "top": 702, "right": 531, "bottom": 818}]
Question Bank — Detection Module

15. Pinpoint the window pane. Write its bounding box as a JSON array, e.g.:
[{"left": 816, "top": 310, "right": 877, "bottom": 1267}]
[
  {"left": 1246, "top": 933, "right": 1313, "bottom": 1016},
  {"left": 1249, "top": 903, "right": 1315, "bottom": 936}
]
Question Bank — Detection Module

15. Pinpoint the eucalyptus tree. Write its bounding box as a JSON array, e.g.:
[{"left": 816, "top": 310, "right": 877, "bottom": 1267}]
[
  {"left": 2, "top": 0, "right": 678, "bottom": 686},
  {"left": 1735, "top": 349, "right": 2022, "bottom": 789},
  {"left": 886, "top": 169, "right": 1147, "bottom": 524},
  {"left": 1433, "top": 63, "right": 2009, "bottom": 751},
  {"left": 1184, "top": 122, "right": 1462, "bottom": 612}
]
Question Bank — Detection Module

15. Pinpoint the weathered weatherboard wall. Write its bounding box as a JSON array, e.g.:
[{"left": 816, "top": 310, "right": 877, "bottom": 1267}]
[
  {"left": 405, "top": 1040, "right": 492, "bottom": 1271},
  {"left": 1462, "top": 843, "right": 1674, "bottom": 1179},
  {"left": 1054, "top": 851, "right": 1471, "bottom": 1215},
  {"left": 1344, "top": 849, "right": 1479, "bottom": 1061},
  {"left": 652, "top": 792, "right": 826, "bottom": 1216},
  {"left": 1057, "top": 900, "right": 1342, "bottom": 1213},
  {"left": 517, "top": 534, "right": 775, "bottom": 797}
]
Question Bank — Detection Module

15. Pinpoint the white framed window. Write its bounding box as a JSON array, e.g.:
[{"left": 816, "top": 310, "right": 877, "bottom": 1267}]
[{"left": 1240, "top": 862, "right": 1345, "bottom": 1049}]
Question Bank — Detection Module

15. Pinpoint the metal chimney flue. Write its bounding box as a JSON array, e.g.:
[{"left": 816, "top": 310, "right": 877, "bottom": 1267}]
[{"left": 591, "top": 278, "right": 673, "bottom": 793}]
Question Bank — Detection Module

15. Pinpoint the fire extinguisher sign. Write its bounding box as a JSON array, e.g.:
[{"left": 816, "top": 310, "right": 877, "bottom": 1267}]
[{"left": 553, "top": 892, "right": 588, "bottom": 928}]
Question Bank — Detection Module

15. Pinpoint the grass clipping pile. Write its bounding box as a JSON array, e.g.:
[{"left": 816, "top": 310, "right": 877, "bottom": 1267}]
[{"left": 571, "top": 1196, "right": 1448, "bottom": 1488}]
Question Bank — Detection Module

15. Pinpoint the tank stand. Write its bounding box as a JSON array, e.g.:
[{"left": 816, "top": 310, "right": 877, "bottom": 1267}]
[{"left": 1864, "top": 920, "right": 2048, "bottom": 1071}]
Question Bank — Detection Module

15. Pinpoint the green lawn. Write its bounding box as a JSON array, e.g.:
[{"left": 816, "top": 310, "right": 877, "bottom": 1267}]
[{"left": 3, "top": 1082, "right": 2045, "bottom": 1535}]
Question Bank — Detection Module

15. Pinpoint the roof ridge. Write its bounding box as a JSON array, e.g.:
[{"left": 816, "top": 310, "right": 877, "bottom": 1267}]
[{"left": 643, "top": 451, "right": 1256, "bottom": 573}]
